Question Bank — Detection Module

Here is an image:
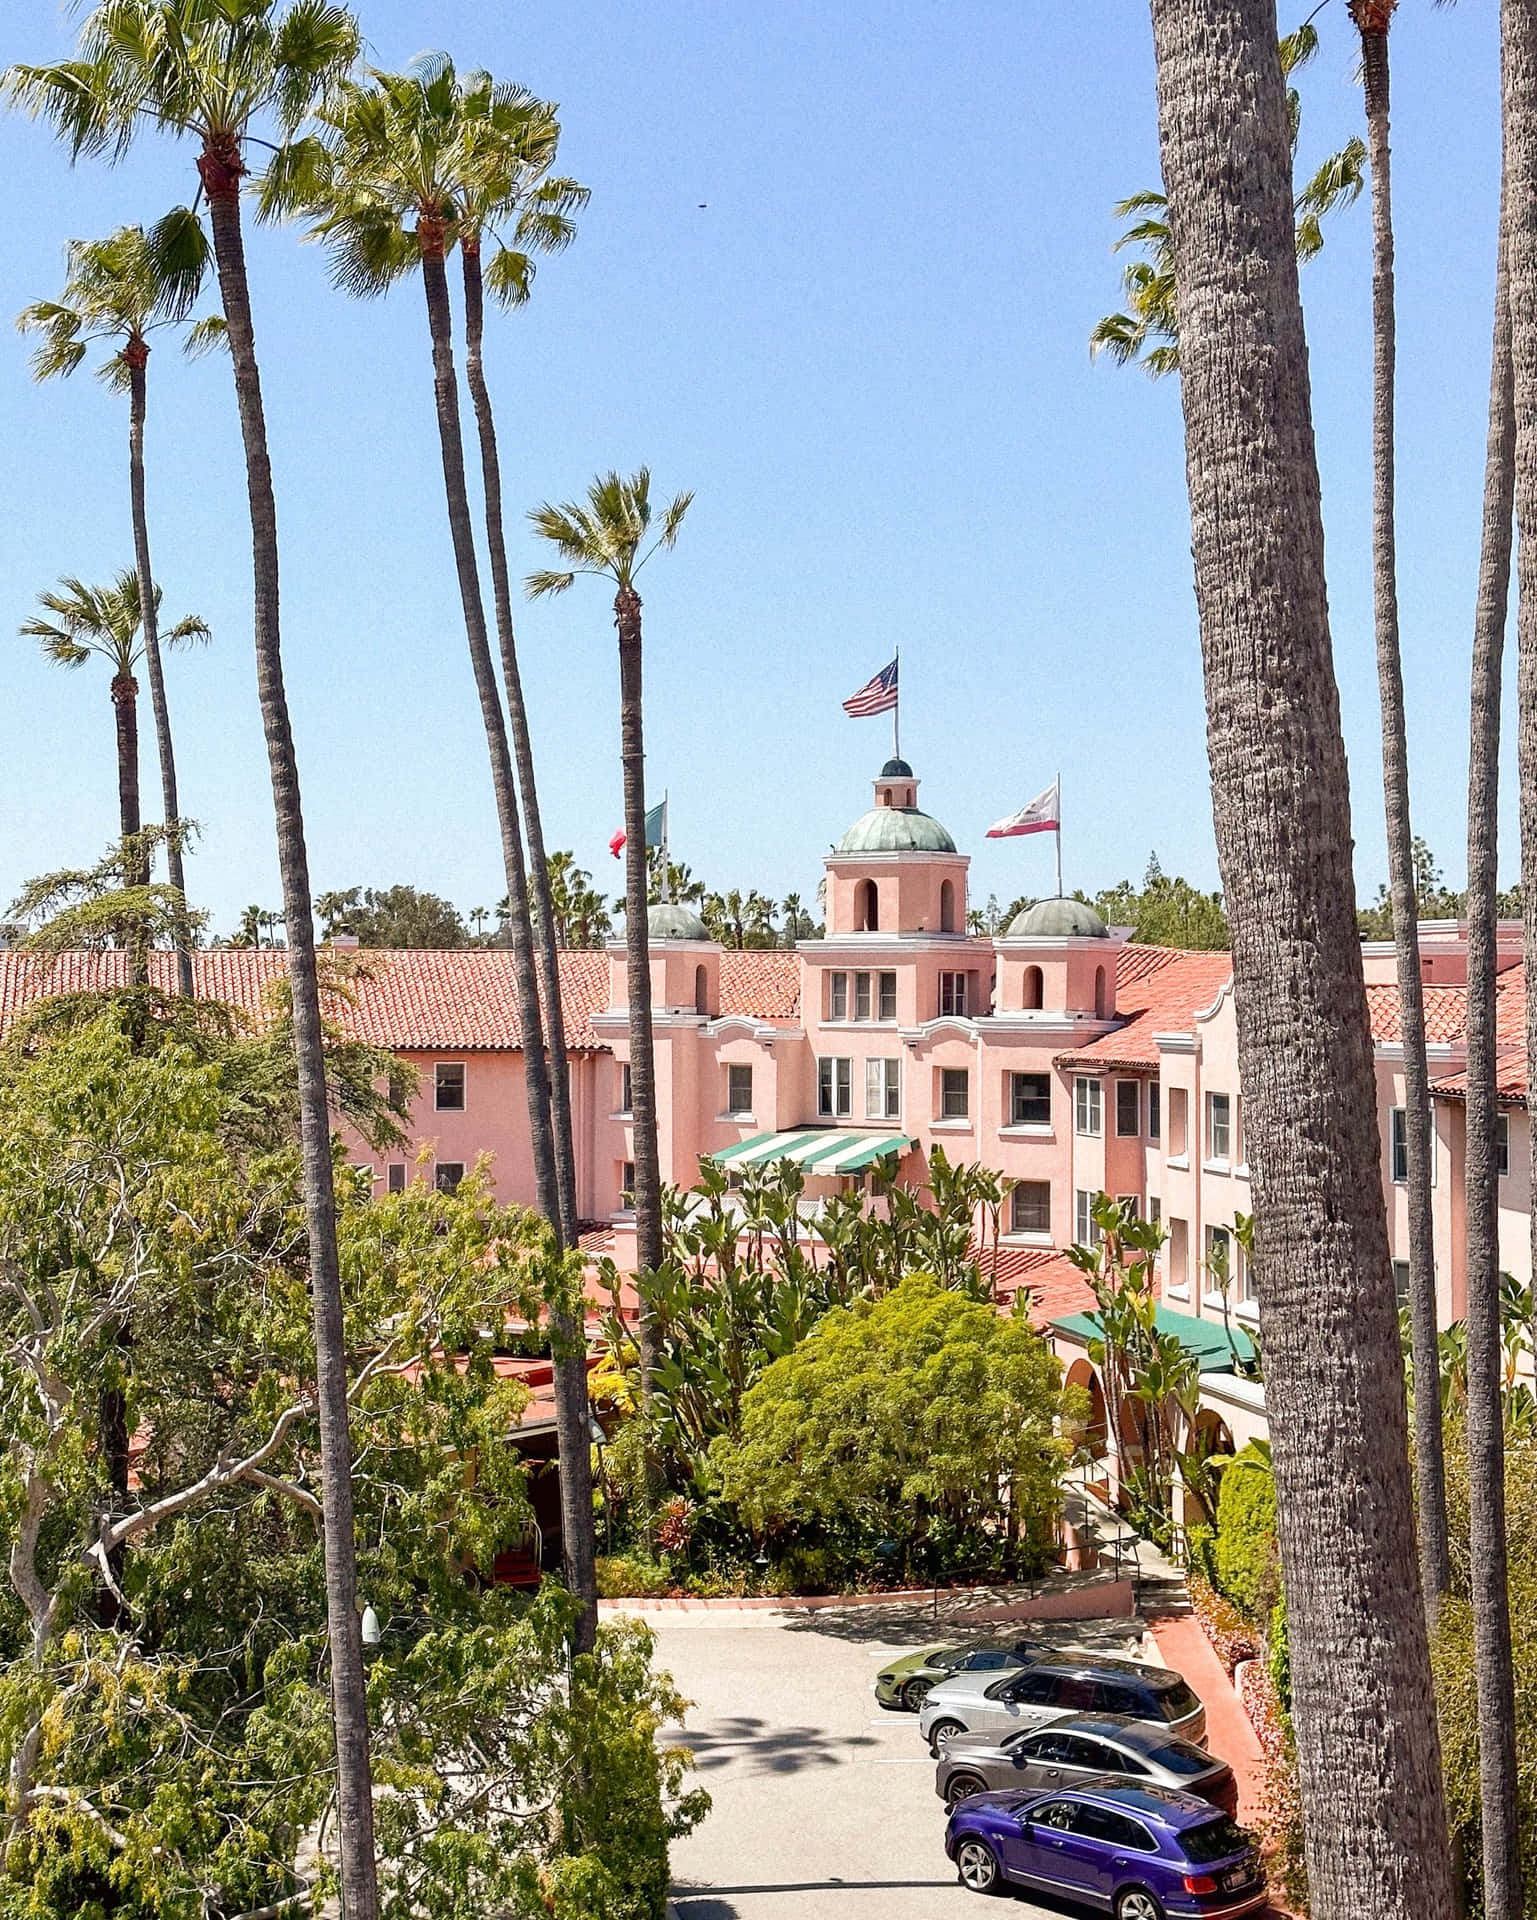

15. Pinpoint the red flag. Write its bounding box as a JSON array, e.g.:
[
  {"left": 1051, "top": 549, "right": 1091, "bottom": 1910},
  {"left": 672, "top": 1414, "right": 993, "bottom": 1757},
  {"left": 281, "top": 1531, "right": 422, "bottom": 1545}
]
[{"left": 609, "top": 828, "right": 627, "bottom": 859}]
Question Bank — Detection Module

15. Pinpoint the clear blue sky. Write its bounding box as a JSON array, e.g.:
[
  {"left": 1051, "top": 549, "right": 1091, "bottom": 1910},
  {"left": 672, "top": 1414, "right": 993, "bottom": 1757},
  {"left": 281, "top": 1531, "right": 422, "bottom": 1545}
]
[{"left": 0, "top": 0, "right": 1508, "bottom": 937}]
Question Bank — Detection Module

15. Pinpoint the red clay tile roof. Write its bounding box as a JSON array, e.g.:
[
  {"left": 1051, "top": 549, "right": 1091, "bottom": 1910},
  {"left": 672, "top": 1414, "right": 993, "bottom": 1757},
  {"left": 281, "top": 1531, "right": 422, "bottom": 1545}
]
[
  {"left": 718, "top": 950, "right": 800, "bottom": 1021},
  {"left": 1363, "top": 983, "right": 1470, "bottom": 1047},
  {"left": 973, "top": 1242, "right": 1096, "bottom": 1328},
  {"left": 1056, "top": 947, "right": 1235, "bottom": 1071},
  {"left": 0, "top": 945, "right": 802, "bottom": 1054}
]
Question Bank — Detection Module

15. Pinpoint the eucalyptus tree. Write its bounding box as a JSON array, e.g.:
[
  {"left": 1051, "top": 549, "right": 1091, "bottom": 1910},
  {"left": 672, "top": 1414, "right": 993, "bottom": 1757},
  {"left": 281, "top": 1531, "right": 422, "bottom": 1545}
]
[
  {"left": 260, "top": 58, "right": 599, "bottom": 1646},
  {"left": 18, "top": 224, "right": 219, "bottom": 998},
  {"left": 4, "top": 5, "right": 380, "bottom": 1910},
  {"left": 20, "top": 571, "right": 208, "bottom": 916},
  {"left": 528, "top": 469, "right": 692, "bottom": 1359},
  {"left": 1347, "top": 0, "right": 1452, "bottom": 1623},
  {"left": 1145, "top": 0, "right": 1454, "bottom": 1912}
]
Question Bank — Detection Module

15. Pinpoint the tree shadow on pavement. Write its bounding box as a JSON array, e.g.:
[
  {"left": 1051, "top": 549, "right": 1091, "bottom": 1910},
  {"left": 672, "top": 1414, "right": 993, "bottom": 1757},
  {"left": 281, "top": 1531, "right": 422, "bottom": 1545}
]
[
  {"left": 677, "top": 1714, "right": 878, "bottom": 1774},
  {"left": 777, "top": 1600, "right": 1146, "bottom": 1654}
]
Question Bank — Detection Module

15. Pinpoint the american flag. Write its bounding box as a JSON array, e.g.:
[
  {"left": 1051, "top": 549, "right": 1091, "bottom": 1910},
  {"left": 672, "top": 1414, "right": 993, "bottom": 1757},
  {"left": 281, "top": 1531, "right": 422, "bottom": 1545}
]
[{"left": 842, "top": 657, "right": 899, "bottom": 717}]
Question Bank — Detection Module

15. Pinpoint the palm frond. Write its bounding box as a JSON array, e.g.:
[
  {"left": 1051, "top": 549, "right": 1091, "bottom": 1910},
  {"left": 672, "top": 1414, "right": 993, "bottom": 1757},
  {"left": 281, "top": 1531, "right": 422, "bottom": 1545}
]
[
  {"left": 484, "top": 245, "right": 533, "bottom": 307},
  {"left": 1278, "top": 21, "right": 1320, "bottom": 75},
  {"left": 182, "top": 313, "right": 229, "bottom": 358},
  {"left": 164, "top": 613, "right": 212, "bottom": 647},
  {"left": 524, "top": 568, "right": 577, "bottom": 599},
  {"left": 145, "top": 203, "right": 211, "bottom": 320}
]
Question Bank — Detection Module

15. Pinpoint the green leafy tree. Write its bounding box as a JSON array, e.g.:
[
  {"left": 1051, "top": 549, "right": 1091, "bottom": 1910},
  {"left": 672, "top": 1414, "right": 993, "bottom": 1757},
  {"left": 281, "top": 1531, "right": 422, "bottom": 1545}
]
[
  {"left": 315, "top": 883, "right": 468, "bottom": 947},
  {"left": 0, "top": 1019, "right": 704, "bottom": 1919},
  {"left": 6, "top": 10, "right": 381, "bottom": 1900},
  {"left": 1091, "top": 26, "right": 1365, "bottom": 376},
  {"left": 702, "top": 887, "right": 777, "bottom": 948},
  {"left": 19, "top": 223, "right": 220, "bottom": 999},
  {"left": 1091, "top": 857, "right": 1230, "bottom": 949},
  {"left": 543, "top": 851, "right": 614, "bottom": 947},
  {"left": 712, "top": 1274, "right": 1070, "bottom": 1580}
]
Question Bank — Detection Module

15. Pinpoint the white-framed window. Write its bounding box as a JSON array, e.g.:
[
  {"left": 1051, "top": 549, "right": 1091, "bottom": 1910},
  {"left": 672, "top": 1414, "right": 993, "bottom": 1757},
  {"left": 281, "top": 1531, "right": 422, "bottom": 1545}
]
[
  {"left": 726, "top": 1063, "right": 753, "bottom": 1116},
  {"left": 1074, "top": 1076, "right": 1102, "bottom": 1137},
  {"left": 386, "top": 1163, "right": 407, "bottom": 1194},
  {"left": 1234, "top": 1238, "right": 1255, "bottom": 1307},
  {"left": 1010, "top": 1072, "right": 1052, "bottom": 1128},
  {"left": 1148, "top": 1081, "right": 1161, "bottom": 1142},
  {"left": 434, "top": 1161, "right": 466, "bottom": 1193},
  {"left": 1116, "top": 1193, "right": 1141, "bottom": 1220},
  {"left": 940, "top": 971, "right": 969, "bottom": 1018},
  {"left": 434, "top": 1061, "right": 466, "bottom": 1112},
  {"left": 939, "top": 1067, "right": 970, "bottom": 1119},
  {"left": 1074, "top": 1188, "right": 1101, "bottom": 1248},
  {"left": 1116, "top": 1080, "right": 1140, "bottom": 1137},
  {"left": 818, "top": 1056, "right": 852, "bottom": 1118},
  {"left": 827, "top": 972, "right": 848, "bottom": 1022},
  {"left": 620, "top": 1161, "right": 636, "bottom": 1209},
  {"left": 1497, "top": 1112, "right": 1510, "bottom": 1178},
  {"left": 1206, "top": 1091, "right": 1231, "bottom": 1163},
  {"left": 618, "top": 1061, "right": 633, "bottom": 1116},
  {"left": 1011, "top": 1180, "right": 1051, "bottom": 1234},
  {"left": 854, "top": 971, "right": 872, "bottom": 1021},
  {"left": 1167, "top": 1215, "right": 1189, "bottom": 1293},
  {"left": 1392, "top": 1260, "right": 1411, "bottom": 1306},
  {"left": 1148, "top": 1195, "right": 1162, "bottom": 1228},
  {"left": 865, "top": 1057, "right": 901, "bottom": 1120},
  {"left": 878, "top": 971, "right": 898, "bottom": 1021}
]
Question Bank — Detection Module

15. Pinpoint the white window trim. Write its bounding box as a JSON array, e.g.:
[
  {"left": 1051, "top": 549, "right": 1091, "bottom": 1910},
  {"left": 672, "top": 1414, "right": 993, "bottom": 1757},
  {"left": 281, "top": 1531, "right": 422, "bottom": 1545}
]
[
  {"left": 1115, "top": 1081, "right": 1141, "bottom": 1138},
  {"left": 434, "top": 1061, "right": 467, "bottom": 1113},
  {"left": 1074, "top": 1076, "right": 1103, "bottom": 1139}
]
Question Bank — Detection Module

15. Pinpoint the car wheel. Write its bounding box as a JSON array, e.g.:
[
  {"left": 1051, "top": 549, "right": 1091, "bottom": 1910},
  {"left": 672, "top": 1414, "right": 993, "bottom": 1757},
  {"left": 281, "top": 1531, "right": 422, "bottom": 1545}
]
[
  {"left": 945, "top": 1772, "right": 987, "bottom": 1811},
  {"left": 928, "top": 1718, "right": 966, "bottom": 1757},
  {"left": 955, "top": 1837, "right": 1002, "bottom": 1894},
  {"left": 901, "top": 1677, "right": 933, "bottom": 1711},
  {"left": 1115, "top": 1890, "right": 1165, "bottom": 1920}
]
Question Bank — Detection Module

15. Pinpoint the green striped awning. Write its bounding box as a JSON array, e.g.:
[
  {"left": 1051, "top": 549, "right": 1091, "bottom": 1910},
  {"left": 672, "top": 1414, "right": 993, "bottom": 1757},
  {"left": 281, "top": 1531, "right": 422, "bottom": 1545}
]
[{"left": 707, "top": 1129, "right": 916, "bottom": 1177}]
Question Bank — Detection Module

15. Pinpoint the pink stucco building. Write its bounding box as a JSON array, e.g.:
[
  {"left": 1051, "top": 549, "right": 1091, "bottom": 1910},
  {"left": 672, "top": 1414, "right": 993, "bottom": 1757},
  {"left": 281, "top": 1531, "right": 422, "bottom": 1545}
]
[{"left": 2, "top": 756, "right": 1526, "bottom": 1461}]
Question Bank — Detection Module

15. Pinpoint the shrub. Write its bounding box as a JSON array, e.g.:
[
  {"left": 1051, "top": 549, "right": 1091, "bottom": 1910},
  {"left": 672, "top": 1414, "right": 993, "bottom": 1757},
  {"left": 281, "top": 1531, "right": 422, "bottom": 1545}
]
[
  {"left": 595, "top": 1555, "right": 676, "bottom": 1600},
  {"left": 1189, "top": 1573, "right": 1261, "bottom": 1673},
  {"left": 1214, "top": 1445, "right": 1278, "bottom": 1624},
  {"left": 1185, "top": 1520, "right": 1219, "bottom": 1589},
  {"left": 1268, "top": 1591, "right": 1291, "bottom": 1716}
]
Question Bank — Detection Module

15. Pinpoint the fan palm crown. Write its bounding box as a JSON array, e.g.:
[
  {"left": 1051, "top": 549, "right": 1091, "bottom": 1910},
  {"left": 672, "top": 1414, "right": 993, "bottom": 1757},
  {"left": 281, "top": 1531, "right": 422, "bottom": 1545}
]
[
  {"left": 527, "top": 469, "right": 693, "bottom": 600},
  {"left": 22, "top": 571, "right": 208, "bottom": 681},
  {"left": 17, "top": 222, "right": 219, "bottom": 387}
]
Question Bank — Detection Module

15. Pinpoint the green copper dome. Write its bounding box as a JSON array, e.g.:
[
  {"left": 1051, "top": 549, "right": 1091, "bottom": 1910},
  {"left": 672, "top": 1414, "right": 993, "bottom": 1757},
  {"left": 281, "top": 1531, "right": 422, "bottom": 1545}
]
[
  {"left": 647, "top": 902, "right": 710, "bottom": 940},
  {"left": 834, "top": 806, "right": 957, "bottom": 856},
  {"left": 1005, "top": 896, "right": 1109, "bottom": 939}
]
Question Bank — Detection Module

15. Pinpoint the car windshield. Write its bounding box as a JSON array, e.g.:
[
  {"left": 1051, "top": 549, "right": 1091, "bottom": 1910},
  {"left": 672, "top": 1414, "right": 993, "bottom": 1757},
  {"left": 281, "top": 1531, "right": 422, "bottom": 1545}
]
[
  {"left": 1156, "top": 1679, "right": 1202, "bottom": 1720},
  {"left": 1181, "top": 1816, "right": 1249, "bottom": 1865},
  {"left": 1147, "top": 1740, "right": 1218, "bottom": 1777},
  {"left": 931, "top": 1649, "right": 965, "bottom": 1669}
]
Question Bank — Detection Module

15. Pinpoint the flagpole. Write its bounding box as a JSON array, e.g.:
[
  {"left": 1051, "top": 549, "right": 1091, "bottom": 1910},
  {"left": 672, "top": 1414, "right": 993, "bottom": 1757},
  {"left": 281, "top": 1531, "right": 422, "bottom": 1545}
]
[
  {"left": 1055, "top": 770, "right": 1063, "bottom": 899},
  {"left": 893, "top": 647, "right": 901, "bottom": 761},
  {"left": 661, "top": 790, "right": 671, "bottom": 902}
]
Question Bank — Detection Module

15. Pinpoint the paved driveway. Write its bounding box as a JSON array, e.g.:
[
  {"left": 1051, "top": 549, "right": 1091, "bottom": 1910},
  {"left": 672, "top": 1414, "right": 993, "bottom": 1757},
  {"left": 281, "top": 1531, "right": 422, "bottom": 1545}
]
[{"left": 641, "top": 1603, "right": 1143, "bottom": 1920}]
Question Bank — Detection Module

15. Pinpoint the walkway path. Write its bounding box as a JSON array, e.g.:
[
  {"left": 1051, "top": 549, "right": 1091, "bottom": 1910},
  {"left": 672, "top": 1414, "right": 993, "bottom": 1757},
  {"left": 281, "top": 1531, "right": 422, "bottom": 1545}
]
[{"left": 1147, "top": 1612, "right": 1268, "bottom": 1824}]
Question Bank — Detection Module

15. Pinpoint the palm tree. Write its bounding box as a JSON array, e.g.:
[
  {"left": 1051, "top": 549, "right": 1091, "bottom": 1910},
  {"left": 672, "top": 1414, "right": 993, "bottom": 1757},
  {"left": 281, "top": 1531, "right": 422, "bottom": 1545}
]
[
  {"left": 1092, "top": 25, "right": 1364, "bottom": 375},
  {"left": 1145, "top": 3, "right": 1454, "bottom": 1913},
  {"left": 261, "top": 59, "right": 599, "bottom": 1644},
  {"left": 19, "top": 225, "right": 220, "bottom": 999},
  {"left": 1463, "top": 194, "right": 1522, "bottom": 1920},
  {"left": 21, "top": 570, "right": 208, "bottom": 961},
  {"left": 528, "top": 468, "right": 692, "bottom": 1341},
  {"left": 1346, "top": 0, "right": 1452, "bottom": 1627},
  {"left": 453, "top": 70, "right": 589, "bottom": 1243},
  {"left": 6, "top": 8, "right": 380, "bottom": 1910}
]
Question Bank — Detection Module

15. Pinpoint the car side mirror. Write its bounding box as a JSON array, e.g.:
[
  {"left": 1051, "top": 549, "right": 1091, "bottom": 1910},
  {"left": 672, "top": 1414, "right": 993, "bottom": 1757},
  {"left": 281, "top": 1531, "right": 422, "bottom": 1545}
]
[{"left": 1011, "top": 1750, "right": 1030, "bottom": 1767}]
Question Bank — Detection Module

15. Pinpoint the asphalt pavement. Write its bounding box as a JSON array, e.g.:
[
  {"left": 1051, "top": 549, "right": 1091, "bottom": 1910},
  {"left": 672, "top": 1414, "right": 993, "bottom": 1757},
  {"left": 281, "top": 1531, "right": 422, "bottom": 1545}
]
[{"left": 640, "top": 1602, "right": 1144, "bottom": 1920}]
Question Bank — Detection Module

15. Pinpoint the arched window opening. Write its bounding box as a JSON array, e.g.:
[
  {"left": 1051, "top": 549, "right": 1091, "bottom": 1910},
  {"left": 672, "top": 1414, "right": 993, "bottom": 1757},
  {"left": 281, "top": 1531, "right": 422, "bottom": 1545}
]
[
  {"left": 1094, "top": 965, "right": 1109, "bottom": 1020},
  {"left": 695, "top": 964, "right": 709, "bottom": 1016},
  {"left": 939, "top": 879, "right": 956, "bottom": 934},
  {"left": 856, "top": 879, "right": 879, "bottom": 931},
  {"left": 1023, "top": 965, "right": 1044, "bottom": 1011}
]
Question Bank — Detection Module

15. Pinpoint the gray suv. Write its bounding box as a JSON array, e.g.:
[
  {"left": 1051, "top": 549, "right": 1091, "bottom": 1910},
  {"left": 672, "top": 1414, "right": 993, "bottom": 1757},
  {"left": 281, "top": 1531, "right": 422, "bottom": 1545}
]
[
  {"left": 934, "top": 1713, "right": 1237, "bottom": 1813},
  {"left": 918, "top": 1653, "right": 1205, "bottom": 1755}
]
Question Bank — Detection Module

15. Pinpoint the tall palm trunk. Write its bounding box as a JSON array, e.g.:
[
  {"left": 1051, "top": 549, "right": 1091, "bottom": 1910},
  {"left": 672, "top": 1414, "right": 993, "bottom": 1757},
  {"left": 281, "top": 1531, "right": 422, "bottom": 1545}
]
[
  {"left": 617, "top": 585, "right": 664, "bottom": 1307},
  {"left": 459, "top": 237, "right": 597, "bottom": 1648},
  {"left": 126, "top": 343, "right": 194, "bottom": 999},
  {"left": 110, "top": 667, "right": 150, "bottom": 994},
  {"left": 1466, "top": 178, "right": 1521, "bottom": 1920},
  {"left": 1145, "top": 2, "right": 1455, "bottom": 1912},
  {"left": 1354, "top": 2, "right": 1451, "bottom": 1613},
  {"left": 197, "top": 142, "right": 379, "bottom": 1920}
]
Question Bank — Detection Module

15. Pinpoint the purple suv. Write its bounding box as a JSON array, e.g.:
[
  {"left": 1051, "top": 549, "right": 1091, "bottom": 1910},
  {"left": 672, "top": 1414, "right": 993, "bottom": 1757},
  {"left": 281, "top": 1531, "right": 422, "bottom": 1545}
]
[{"left": 944, "top": 1778, "right": 1268, "bottom": 1920}]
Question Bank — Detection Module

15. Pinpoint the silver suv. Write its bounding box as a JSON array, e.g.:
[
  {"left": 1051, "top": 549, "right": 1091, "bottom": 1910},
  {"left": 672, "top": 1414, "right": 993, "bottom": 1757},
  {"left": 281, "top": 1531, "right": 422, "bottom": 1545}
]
[{"left": 917, "top": 1653, "right": 1206, "bottom": 1755}]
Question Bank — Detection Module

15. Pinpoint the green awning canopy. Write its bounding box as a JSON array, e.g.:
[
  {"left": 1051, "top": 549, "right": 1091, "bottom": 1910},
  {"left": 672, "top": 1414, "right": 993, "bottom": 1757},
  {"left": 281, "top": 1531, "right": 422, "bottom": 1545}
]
[
  {"left": 1050, "top": 1304, "right": 1257, "bottom": 1375},
  {"left": 707, "top": 1128, "right": 916, "bottom": 1176}
]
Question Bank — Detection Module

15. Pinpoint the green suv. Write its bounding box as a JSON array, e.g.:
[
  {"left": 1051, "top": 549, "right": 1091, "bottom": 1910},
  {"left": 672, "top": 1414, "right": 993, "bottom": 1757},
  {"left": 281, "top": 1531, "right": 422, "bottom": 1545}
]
[{"left": 874, "top": 1637, "right": 1047, "bottom": 1712}]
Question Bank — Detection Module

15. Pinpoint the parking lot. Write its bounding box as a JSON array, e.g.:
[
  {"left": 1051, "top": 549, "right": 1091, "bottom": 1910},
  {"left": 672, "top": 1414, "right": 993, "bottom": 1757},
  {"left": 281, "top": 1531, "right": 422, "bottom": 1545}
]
[{"left": 646, "top": 1602, "right": 1146, "bottom": 1920}]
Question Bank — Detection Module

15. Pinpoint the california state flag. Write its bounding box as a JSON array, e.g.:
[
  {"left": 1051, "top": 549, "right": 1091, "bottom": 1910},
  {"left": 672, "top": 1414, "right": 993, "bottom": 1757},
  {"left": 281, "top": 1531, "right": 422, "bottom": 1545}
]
[{"left": 987, "top": 781, "right": 1060, "bottom": 839}]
